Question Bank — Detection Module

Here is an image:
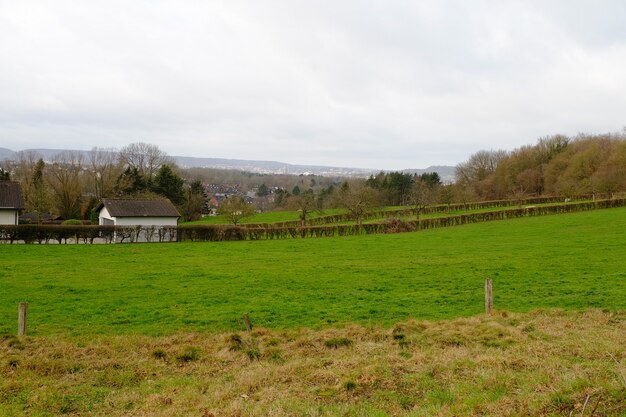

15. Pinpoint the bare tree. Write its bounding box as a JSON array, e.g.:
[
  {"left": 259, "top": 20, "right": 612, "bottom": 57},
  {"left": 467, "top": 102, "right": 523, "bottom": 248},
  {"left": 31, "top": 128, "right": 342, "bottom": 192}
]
[
  {"left": 287, "top": 191, "right": 317, "bottom": 227},
  {"left": 88, "top": 147, "right": 123, "bottom": 199},
  {"left": 332, "top": 182, "right": 379, "bottom": 229},
  {"left": 410, "top": 178, "right": 436, "bottom": 220},
  {"left": 47, "top": 151, "right": 85, "bottom": 219},
  {"left": 218, "top": 196, "right": 255, "bottom": 225},
  {"left": 119, "top": 142, "right": 170, "bottom": 181},
  {"left": 455, "top": 149, "right": 508, "bottom": 185}
]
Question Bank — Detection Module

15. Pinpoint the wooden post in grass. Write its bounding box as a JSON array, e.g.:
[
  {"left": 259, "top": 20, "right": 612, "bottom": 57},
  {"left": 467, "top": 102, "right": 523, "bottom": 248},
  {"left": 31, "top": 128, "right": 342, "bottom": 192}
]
[
  {"left": 18, "top": 302, "right": 28, "bottom": 336},
  {"left": 485, "top": 279, "right": 493, "bottom": 314},
  {"left": 243, "top": 313, "right": 252, "bottom": 332}
]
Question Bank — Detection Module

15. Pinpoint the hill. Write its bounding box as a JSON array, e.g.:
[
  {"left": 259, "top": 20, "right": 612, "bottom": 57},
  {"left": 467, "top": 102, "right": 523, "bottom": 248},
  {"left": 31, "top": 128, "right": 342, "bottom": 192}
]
[{"left": 0, "top": 147, "right": 455, "bottom": 178}]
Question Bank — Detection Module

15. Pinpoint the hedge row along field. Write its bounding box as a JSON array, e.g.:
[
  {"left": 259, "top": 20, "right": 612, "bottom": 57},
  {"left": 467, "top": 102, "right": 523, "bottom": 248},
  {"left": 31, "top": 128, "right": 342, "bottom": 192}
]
[
  {"left": 1, "top": 198, "right": 624, "bottom": 244},
  {"left": 252, "top": 195, "right": 594, "bottom": 228}
]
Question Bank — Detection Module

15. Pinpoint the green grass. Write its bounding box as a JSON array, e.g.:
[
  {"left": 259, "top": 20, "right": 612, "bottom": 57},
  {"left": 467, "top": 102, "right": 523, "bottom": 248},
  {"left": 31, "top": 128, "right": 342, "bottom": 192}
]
[
  {"left": 1, "top": 207, "right": 625, "bottom": 336},
  {"left": 184, "top": 208, "right": 344, "bottom": 225}
]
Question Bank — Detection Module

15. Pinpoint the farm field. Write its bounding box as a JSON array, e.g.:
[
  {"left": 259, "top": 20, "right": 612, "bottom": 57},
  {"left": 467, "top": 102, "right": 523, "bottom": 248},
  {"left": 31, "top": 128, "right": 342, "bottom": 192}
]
[
  {"left": 1, "top": 207, "right": 625, "bottom": 336},
  {"left": 181, "top": 201, "right": 582, "bottom": 226},
  {"left": 184, "top": 208, "right": 345, "bottom": 225},
  {"left": 1, "top": 207, "right": 626, "bottom": 416}
]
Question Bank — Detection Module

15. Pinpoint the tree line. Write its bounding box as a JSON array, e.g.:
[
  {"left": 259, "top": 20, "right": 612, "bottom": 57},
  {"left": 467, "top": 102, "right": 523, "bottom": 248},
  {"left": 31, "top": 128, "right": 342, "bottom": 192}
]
[
  {"left": 1, "top": 143, "right": 207, "bottom": 222},
  {"left": 455, "top": 131, "right": 626, "bottom": 201}
]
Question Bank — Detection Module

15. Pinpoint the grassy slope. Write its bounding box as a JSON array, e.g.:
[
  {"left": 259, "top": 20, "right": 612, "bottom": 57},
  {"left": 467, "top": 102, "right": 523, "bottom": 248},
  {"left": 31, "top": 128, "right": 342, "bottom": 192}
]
[
  {"left": 184, "top": 208, "right": 345, "bottom": 225},
  {"left": 1, "top": 311, "right": 624, "bottom": 416},
  {"left": 1, "top": 207, "right": 625, "bottom": 336}
]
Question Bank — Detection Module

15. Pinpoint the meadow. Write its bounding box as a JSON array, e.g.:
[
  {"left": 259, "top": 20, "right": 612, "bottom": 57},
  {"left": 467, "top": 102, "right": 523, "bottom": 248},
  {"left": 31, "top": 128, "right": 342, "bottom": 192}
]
[
  {"left": 1, "top": 208, "right": 625, "bottom": 416},
  {"left": 1, "top": 207, "right": 625, "bottom": 336}
]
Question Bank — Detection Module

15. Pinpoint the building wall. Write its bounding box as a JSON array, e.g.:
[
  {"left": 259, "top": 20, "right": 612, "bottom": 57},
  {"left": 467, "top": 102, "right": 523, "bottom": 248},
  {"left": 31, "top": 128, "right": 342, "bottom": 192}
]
[
  {"left": 0, "top": 209, "right": 18, "bottom": 225},
  {"left": 98, "top": 207, "right": 178, "bottom": 227},
  {"left": 112, "top": 216, "right": 178, "bottom": 226},
  {"left": 98, "top": 207, "right": 113, "bottom": 225}
]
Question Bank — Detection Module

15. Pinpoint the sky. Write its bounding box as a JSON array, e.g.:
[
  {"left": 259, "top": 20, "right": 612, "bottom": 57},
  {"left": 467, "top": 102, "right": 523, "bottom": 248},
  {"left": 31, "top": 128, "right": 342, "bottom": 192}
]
[{"left": 1, "top": 1, "right": 626, "bottom": 170}]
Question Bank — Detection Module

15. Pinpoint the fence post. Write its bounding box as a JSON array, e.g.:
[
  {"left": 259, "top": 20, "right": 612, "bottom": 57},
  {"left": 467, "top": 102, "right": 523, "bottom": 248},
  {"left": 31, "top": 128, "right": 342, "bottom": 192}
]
[
  {"left": 18, "top": 302, "right": 28, "bottom": 336},
  {"left": 484, "top": 279, "right": 493, "bottom": 314},
  {"left": 243, "top": 313, "right": 252, "bottom": 332}
]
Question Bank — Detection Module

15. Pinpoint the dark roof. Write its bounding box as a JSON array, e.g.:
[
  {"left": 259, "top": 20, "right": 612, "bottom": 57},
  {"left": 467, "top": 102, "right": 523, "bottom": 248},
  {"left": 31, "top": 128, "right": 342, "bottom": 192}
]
[
  {"left": 95, "top": 199, "right": 180, "bottom": 218},
  {"left": 0, "top": 181, "right": 25, "bottom": 210},
  {"left": 19, "top": 212, "right": 64, "bottom": 223}
]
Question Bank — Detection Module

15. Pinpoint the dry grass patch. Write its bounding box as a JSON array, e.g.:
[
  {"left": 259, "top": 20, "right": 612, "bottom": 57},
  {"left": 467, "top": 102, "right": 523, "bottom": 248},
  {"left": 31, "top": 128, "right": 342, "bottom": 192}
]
[{"left": 1, "top": 310, "right": 625, "bottom": 416}]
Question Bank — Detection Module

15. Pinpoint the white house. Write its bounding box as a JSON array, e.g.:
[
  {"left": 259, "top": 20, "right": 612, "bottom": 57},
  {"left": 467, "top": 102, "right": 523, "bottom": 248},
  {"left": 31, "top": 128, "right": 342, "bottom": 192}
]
[
  {"left": 95, "top": 199, "right": 180, "bottom": 242},
  {"left": 0, "top": 181, "right": 25, "bottom": 225}
]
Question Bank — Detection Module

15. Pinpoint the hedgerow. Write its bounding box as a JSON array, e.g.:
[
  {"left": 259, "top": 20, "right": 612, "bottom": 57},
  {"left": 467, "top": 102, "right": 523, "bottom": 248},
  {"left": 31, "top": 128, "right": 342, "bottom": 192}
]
[{"left": 1, "top": 198, "right": 624, "bottom": 244}]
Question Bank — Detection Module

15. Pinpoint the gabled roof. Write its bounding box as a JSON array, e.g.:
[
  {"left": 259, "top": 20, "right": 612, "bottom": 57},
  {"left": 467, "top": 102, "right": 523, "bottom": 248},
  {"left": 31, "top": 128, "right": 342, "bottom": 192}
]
[
  {"left": 0, "top": 181, "right": 25, "bottom": 210},
  {"left": 95, "top": 199, "right": 180, "bottom": 218}
]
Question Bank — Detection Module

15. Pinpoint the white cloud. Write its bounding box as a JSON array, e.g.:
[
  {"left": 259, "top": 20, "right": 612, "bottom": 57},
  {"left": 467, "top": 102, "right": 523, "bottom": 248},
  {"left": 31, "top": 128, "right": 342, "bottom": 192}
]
[{"left": 1, "top": 0, "right": 625, "bottom": 169}]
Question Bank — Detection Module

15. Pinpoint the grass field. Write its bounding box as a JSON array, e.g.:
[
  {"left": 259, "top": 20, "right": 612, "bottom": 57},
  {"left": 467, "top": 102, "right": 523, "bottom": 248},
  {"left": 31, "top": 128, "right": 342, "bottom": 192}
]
[
  {"left": 1, "top": 310, "right": 624, "bottom": 416},
  {"left": 1, "top": 208, "right": 625, "bottom": 416},
  {"left": 184, "top": 208, "right": 345, "bottom": 225},
  {"left": 1, "top": 207, "right": 625, "bottom": 336}
]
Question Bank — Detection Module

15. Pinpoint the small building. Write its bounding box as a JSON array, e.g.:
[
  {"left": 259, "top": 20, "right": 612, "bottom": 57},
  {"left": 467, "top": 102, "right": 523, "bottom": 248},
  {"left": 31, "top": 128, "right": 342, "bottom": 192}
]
[
  {"left": 0, "top": 181, "right": 25, "bottom": 225},
  {"left": 95, "top": 198, "right": 180, "bottom": 226},
  {"left": 95, "top": 199, "right": 180, "bottom": 242}
]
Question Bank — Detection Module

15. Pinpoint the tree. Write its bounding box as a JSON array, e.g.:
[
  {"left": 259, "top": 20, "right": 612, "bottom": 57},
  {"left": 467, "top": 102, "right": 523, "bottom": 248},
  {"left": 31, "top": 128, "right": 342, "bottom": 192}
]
[
  {"left": 437, "top": 184, "right": 455, "bottom": 212},
  {"left": 288, "top": 190, "right": 317, "bottom": 227},
  {"left": 180, "top": 180, "right": 207, "bottom": 221},
  {"left": 256, "top": 183, "right": 269, "bottom": 197},
  {"left": 218, "top": 196, "right": 255, "bottom": 225},
  {"left": 292, "top": 185, "right": 301, "bottom": 196},
  {"left": 0, "top": 167, "right": 9, "bottom": 180},
  {"left": 420, "top": 172, "right": 441, "bottom": 188},
  {"left": 88, "top": 147, "right": 123, "bottom": 199},
  {"left": 152, "top": 164, "right": 184, "bottom": 205},
  {"left": 332, "top": 182, "right": 379, "bottom": 229},
  {"left": 387, "top": 172, "right": 413, "bottom": 206},
  {"left": 455, "top": 149, "right": 508, "bottom": 198},
  {"left": 410, "top": 178, "right": 436, "bottom": 220},
  {"left": 115, "top": 167, "right": 148, "bottom": 196},
  {"left": 119, "top": 142, "right": 170, "bottom": 182},
  {"left": 28, "top": 158, "right": 52, "bottom": 219},
  {"left": 47, "top": 152, "right": 85, "bottom": 219}
]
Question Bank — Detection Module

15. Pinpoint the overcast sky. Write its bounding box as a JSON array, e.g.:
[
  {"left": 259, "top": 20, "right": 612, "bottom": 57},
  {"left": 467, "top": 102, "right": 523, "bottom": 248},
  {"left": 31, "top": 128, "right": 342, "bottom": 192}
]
[{"left": 1, "top": 1, "right": 625, "bottom": 170}]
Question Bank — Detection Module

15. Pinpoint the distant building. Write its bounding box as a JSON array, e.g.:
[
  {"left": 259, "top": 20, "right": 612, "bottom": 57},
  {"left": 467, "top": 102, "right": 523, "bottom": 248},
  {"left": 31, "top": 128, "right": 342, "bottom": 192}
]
[
  {"left": 95, "top": 199, "right": 180, "bottom": 242},
  {"left": 0, "top": 181, "right": 25, "bottom": 225},
  {"left": 95, "top": 199, "right": 180, "bottom": 227}
]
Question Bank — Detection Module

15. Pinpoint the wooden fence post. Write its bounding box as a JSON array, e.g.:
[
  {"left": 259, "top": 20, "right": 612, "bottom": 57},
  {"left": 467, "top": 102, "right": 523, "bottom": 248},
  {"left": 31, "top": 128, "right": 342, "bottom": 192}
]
[
  {"left": 485, "top": 279, "right": 493, "bottom": 314},
  {"left": 18, "top": 302, "right": 28, "bottom": 336},
  {"left": 243, "top": 313, "right": 252, "bottom": 332}
]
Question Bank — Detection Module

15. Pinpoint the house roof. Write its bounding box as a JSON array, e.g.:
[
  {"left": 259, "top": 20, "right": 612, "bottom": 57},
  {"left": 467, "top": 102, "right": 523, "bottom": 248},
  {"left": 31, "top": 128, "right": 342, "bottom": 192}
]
[
  {"left": 95, "top": 199, "right": 180, "bottom": 218},
  {"left": 0, "top": 181, "right": 25, "bottom": 210},
  {"left": 19, "top": 212, "right": 64, "bottom": 223}
]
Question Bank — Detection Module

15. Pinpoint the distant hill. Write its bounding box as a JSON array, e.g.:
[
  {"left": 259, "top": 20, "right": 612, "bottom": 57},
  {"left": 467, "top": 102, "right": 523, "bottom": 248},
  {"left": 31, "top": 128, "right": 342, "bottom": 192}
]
[{"left": 0, "top": 147, "right": 455, "bottom": 179}]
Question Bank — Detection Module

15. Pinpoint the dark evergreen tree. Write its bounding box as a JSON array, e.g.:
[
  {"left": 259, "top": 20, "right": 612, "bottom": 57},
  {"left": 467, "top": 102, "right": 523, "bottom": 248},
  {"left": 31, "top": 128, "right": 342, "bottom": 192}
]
[{"left": 152, "top": 164, "right": 184, "bottom": 205}]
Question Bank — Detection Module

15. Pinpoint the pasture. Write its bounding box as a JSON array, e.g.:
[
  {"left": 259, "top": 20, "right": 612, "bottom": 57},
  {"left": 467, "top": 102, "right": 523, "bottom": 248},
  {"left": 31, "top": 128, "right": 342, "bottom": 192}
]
[{"left": 1, "top": 207, "right": 625, "bottom": 336}]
